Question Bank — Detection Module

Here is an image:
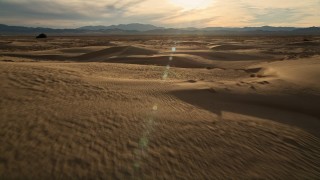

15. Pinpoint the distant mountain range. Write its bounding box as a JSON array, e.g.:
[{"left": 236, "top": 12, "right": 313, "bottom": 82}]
[
  {"left": 77, "top": 23, "right": 164, "bottom": 31},
  {"left": 0, "top": 23, "right": 319, "bottom": 35}
]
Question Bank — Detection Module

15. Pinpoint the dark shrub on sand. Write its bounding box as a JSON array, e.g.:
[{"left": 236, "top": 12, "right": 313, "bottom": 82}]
[{"left": 36, "top": 33, "right": 47, "bottom": 38}]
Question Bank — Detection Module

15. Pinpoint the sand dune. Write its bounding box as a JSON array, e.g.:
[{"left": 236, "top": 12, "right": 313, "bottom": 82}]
[
  {"left": 174, "top": 50, "right": 276, "bottom": 61},
  {"left": 76, "top": 46, "right": 158, "bottom": 61},
  {"left": 101, "top": 55, "right": 213, "bottom": 68},
  {"left": 57, "top": 46, "right": 108, "bottom": 54},
  {"left": 211, "top": 44, "right": 255, "bottom": 50},
  {"left": 1, "top": 53, "right": 72, "bottom": 61},
  {"left": 0, "top": 36, "right": 320, "bottom": 179},
  {"left": 288, "top": 41, "right": 320, "bottom": 46},
  {"left": 261, "top": 57, "right": 320, "bottom": 86},
  {"left": 172, "top": 88, "right": 320, "bottom": 136},
  {"left": 1, "top": 46, "right": 158, "bottom": 62}
]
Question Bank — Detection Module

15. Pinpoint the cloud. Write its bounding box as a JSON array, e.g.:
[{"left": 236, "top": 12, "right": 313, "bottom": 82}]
[{"left": 0, "top": 0, "right": 318, "bottom": 28}]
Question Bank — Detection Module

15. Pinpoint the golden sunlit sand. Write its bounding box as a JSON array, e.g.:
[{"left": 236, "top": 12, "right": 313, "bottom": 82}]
[{"left": 0, "top": 36, "right": 320, "bottom": 179}]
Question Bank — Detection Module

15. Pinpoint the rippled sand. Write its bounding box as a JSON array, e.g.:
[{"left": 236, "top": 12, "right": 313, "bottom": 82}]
[{"left": 1, "top": 36, "right": 320, "bottom": 179}]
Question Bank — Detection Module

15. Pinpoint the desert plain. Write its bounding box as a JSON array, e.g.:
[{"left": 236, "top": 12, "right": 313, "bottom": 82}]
[{"left": 0, "top": 35, "right": 320, "bottom": 179}]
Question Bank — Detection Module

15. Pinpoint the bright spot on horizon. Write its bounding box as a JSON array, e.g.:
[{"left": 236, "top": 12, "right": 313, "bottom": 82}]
[{"left": 169, "top": 0, "right": 213, "bottom": 10}]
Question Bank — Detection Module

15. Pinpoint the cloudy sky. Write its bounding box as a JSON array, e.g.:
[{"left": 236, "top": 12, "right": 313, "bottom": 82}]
[{"left": 0, "top": 0, "right": 319, "bottom": 28}]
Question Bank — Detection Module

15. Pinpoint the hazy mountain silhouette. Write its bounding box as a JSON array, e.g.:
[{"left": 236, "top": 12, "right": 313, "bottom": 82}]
[
  {"left": 77, "top": 23, "right": 164, "bottom": 31},
  {"left": 0, "top": 23, "right": 319, "bottom": 35},
  {"left": 202, "top": 26, "right": 297, "bottom": 32}
]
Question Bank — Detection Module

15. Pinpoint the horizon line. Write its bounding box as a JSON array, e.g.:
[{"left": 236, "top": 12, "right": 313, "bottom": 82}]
[{"left": 1, "top": 23, "right": 319, "bottom": 30}]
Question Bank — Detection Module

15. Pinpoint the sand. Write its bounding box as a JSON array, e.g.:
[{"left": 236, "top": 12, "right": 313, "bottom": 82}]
[{"left": 0, "top": 36, "right": 320, "bottom": 179}]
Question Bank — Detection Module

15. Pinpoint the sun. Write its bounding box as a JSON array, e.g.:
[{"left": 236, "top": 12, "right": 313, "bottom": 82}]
[{"left": 169, "top": 0, "right": 213, "bottom": 10}]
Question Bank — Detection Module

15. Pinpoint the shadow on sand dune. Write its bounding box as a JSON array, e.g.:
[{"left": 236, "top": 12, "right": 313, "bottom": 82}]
[
  {"left": 170, "top": 89, "right": 320, "bottom": 137},
  {"left": 2, "top": 54, "right": 72, "bottom": 61},
  {"left": 76, "top": 46, "right": 158, "bottom": 61},
  {"left": 102, "top": 56, "right": 212, "bottom": 68},
  {"left": 177, "top": 51, "right": 276, "bottom": 61}
]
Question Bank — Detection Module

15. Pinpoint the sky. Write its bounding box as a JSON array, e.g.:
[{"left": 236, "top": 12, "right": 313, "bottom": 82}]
[{"left": 0, "top": 0, "right": 319, "bottom": 28}]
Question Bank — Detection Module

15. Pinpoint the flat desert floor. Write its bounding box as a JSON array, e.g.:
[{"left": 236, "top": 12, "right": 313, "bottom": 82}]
[{"left": 0, "top": 36, "right": 320, "bottom": 179}]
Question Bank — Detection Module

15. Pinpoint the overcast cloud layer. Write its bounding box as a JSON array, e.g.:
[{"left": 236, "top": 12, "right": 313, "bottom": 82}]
[{"left": 0, "top": 0, "right": 319, "bottom": 28}]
